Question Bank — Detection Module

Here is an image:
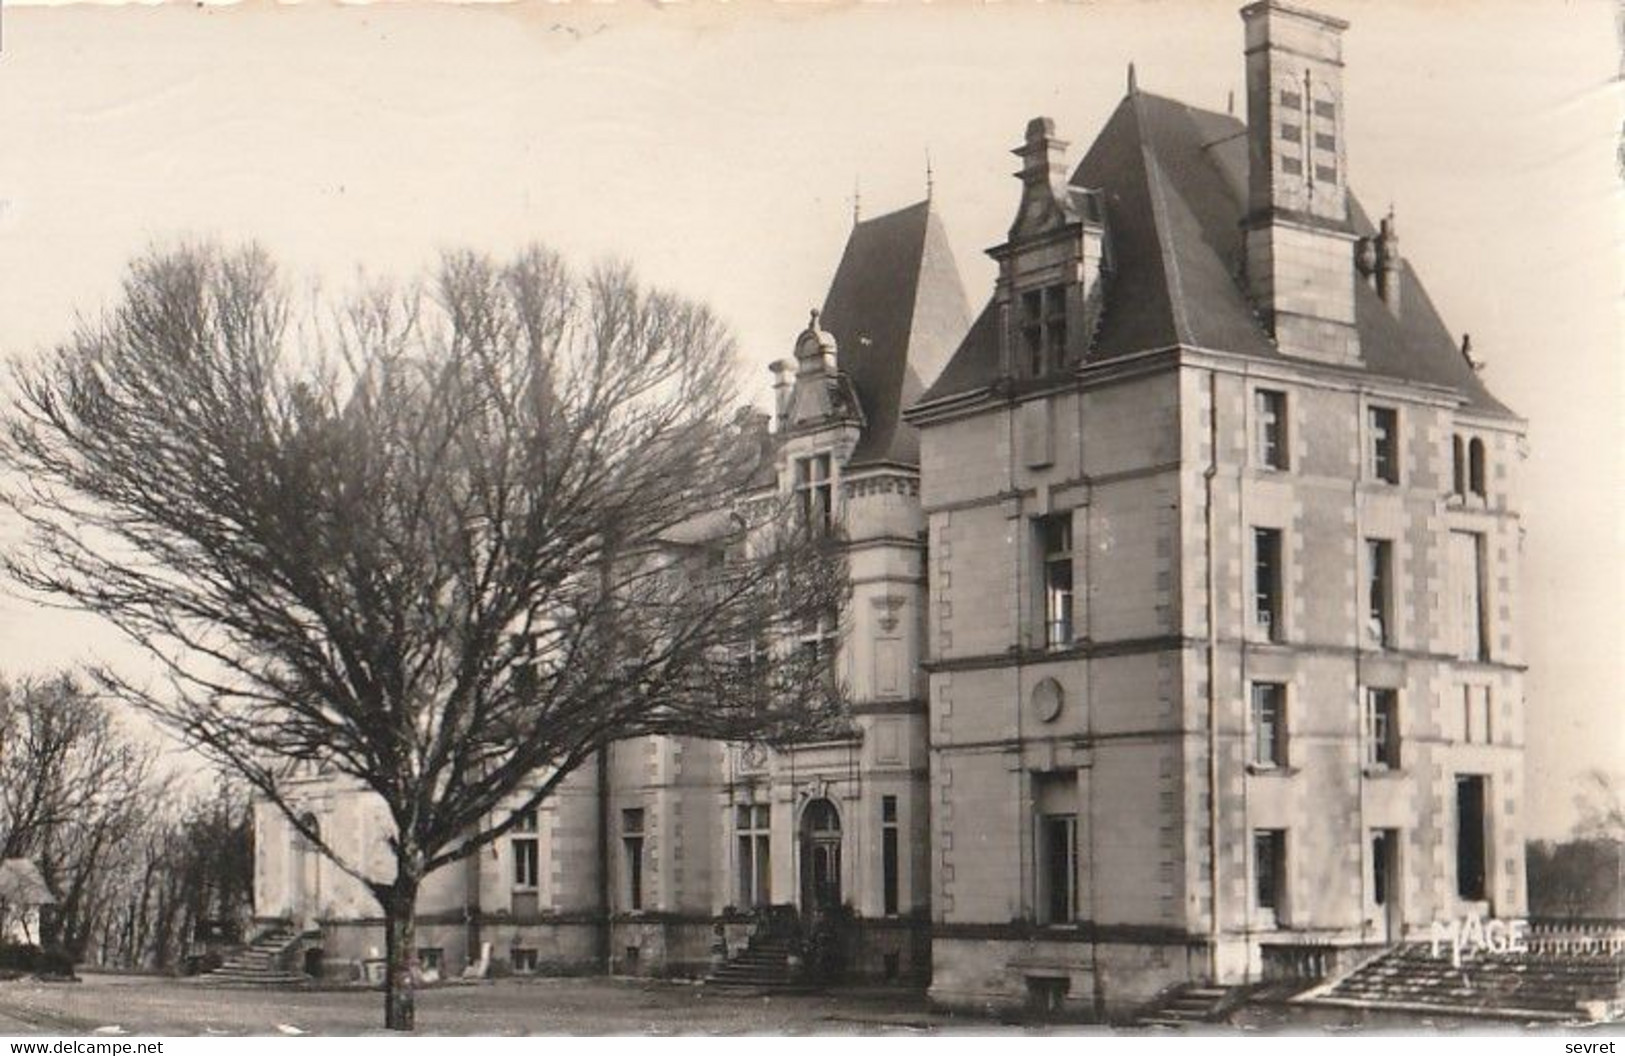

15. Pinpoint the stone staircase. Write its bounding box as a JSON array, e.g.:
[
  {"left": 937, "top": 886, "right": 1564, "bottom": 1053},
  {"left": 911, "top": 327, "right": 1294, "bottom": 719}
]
[
  {"left": 1306, "top": 942, "right": 1625, "bottom": 1020},
  {"left": 1134, "top": 984, "right": 1238, "bottom": 1028},
  {"left": 704, "top": 933, "right": 805, "bottom": 994},
  {"left": 192, "top": 925, "right": 310, "bottom": 987}
]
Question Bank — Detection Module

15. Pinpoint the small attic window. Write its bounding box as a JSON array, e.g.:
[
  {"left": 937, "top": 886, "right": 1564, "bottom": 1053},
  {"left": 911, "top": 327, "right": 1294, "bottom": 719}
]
[{"left": 1468, "top": 438, "right": 1487, "bottom": 498}]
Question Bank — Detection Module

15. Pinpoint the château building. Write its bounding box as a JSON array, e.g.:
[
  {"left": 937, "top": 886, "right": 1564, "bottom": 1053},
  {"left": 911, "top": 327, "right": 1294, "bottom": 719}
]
[{"left": 254, "top": 0, "right": 1526, "bottom": 1018}]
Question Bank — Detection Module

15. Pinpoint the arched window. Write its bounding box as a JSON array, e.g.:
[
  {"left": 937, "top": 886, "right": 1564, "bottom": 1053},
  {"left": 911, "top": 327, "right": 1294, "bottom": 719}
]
[
  {"left": 295, "top": 812, "right": 320, "bottom": 851},
  {"left": 1468, "top": 438, "right": 1487, "bottom": 498},
  {"left": 1451, "top": 435, "right": 1466, "bottom": 497},
  {"left": 802, "top": 798, "right": 841, "bottom": 834}
]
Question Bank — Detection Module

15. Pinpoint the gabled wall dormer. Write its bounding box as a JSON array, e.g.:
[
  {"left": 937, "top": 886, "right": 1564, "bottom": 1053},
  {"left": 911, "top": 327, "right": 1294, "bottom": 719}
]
[{"left": 991, "top": 117, "right": 1109, "bottom": 381}]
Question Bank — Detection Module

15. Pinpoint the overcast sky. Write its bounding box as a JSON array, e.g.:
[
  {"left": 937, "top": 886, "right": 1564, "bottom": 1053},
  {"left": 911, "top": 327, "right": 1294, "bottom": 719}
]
[{"left": 0, "top": 0, "right": 1618, "bottom": 838}]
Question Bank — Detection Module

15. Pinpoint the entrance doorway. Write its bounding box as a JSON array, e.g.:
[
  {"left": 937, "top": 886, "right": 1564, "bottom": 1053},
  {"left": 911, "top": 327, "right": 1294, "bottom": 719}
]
[
  {"left": 291, "top": 812, "right": 322, "bottom": 933},
  {"left": 799, "top": 799, "right": 842, "bottom": 915}
]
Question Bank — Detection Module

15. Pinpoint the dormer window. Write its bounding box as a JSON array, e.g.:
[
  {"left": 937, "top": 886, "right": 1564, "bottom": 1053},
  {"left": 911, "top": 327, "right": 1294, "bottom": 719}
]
[{"left": 1020, "top": 285, "right": 1069, "bottom": 377}]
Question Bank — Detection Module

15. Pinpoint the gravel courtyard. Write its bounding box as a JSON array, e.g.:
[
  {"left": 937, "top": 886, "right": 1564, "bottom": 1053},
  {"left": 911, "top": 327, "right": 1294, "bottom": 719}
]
[{"left": 0, "top": 974, "right": 976, "bottom": 1036}]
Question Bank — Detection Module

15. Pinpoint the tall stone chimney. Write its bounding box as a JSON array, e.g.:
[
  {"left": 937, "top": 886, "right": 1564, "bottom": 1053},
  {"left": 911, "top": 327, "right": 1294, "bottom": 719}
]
[{"left": 1240, "top": 1, "right": 1362, "bottom": 365}]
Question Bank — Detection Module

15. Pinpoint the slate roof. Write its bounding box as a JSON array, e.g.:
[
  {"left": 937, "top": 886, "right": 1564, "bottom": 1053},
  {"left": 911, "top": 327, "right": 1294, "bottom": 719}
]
[
  {"left": 818, "top": 201, "right": 975, "bottom": 466},
  {"left": 919, "top": 91, "right": 1514, "bottom": 418},
  {"left": 0, "top": 859, "right": 55, "bottom": 906}
]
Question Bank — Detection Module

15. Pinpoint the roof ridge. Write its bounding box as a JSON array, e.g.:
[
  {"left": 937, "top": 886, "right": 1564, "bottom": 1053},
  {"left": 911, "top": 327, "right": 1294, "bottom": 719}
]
[
  {"left": 1138, "top": 140, "right": 1197, "bottom": 348},
  {"left": 1119, "top": 92, "right": 1196, "bottom": 349}
]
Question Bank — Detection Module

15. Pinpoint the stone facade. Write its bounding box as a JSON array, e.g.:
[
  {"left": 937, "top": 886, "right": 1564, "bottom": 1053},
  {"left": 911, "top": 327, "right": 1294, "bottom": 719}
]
[{"left": 254, "top": 0, "right": 1525, "bottom": 1019}]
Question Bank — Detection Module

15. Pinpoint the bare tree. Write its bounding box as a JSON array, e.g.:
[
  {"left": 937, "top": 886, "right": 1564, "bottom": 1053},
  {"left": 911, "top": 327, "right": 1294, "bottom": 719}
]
[
  {"left": 0, "top": 674, "right": 161, "bottom": 958},
  {"left": 1575, "top": 770, "right": 1625, "bottom": 843},
  {"left": 2, "top": 244, "right": 845, "bottom": 1028}
]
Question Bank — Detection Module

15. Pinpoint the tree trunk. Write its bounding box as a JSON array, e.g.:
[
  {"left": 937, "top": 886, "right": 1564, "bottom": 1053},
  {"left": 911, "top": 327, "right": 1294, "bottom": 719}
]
[{"left": 382, "top": 877, "right": 421, "bottom": 1032}]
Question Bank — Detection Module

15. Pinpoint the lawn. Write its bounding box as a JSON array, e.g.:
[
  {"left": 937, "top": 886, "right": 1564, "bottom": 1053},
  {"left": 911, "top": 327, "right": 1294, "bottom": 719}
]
[{"left": 0, "top": 974, "right": 971, "bottom": 1036}]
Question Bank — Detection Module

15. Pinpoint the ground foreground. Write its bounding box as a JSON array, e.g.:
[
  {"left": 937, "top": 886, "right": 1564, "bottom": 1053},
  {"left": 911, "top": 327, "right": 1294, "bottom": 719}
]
[
  {"left": 0, "top": 974, "right": 971, "bottom": 1035},
  {"left": 0, "top": 974, "right": 1608, "bottom": 1036}
]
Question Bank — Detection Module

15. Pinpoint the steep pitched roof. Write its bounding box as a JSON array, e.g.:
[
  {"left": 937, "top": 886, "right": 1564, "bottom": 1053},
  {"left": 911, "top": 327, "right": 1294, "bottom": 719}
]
[
  {"left": 818, "top": 201, "right": 974, "bottom": 465},
  {"left": 0, "top": 859, "right": 55, "bottom": 906},
  {"left": 920, "top": 91, "right": 1513, "bottom": 417}
]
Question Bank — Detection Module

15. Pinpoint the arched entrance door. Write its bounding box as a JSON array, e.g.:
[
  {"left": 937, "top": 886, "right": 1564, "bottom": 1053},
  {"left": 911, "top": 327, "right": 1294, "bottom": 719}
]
[{"left": 799, "top": 798, "right": 842, "bottom": 915}]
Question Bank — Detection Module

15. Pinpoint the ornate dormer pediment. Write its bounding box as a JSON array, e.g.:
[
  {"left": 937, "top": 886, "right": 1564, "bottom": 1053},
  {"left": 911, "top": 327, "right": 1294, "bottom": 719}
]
[
  {"left": 1009, "top": 117, "right": 1087, "bottom": 242},
  {"left": 786, "top": 309, "right": 865, "bottom": 431}
]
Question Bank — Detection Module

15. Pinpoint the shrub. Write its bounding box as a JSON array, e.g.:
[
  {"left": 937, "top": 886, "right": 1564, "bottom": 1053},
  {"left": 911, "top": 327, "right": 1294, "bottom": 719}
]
[
  {"left": 0, "top": 944, "right": 75, "bottom": 979},
  {"left": 34, "top": 946, "right": 76, "bottom": 979},
  {"left": 0, "top": 945, "right": 40, "bottom": 972}
]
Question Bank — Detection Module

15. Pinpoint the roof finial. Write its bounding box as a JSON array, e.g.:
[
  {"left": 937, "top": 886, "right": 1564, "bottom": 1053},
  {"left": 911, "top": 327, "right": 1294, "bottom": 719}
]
[
  {"left": 1127, "top": 61, "right": 1138, "bottom": 94},
  {"left": 1461, "top": 332, "right": 1478, "bottom": 370},
  {"left": 925, "top": 148, "right": 935, "bottom": 201}
]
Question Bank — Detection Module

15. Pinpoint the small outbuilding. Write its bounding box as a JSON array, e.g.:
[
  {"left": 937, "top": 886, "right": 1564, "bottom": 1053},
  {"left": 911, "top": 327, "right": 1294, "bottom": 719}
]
[{"left": 0, "top": 859, "right": 56, "bottom": 946}]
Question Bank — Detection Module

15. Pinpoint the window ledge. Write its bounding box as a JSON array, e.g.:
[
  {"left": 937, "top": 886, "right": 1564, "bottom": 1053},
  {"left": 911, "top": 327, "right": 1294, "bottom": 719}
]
[
  {"left": 1363, "top": 766, "right": 1404, "bottom": 779},
  {"left": 1247, "top": 764, "right": 1299, "bottom": 777}
]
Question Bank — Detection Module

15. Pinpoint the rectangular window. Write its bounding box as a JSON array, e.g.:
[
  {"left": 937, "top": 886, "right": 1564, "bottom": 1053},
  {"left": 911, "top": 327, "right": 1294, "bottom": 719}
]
[
  {"left": 1314, "top": 164, "right": 1338, "bottom": 184},
  {"left": 511, "top": 948, "right": 538, "bottom": 974},
  {"left": 1366, "top": 688, "right": 1399, "bottom": 770},
  {"left": 1256, "top": 389, "right": 1287, "bottom": 470},
  {"left": 1038, "top": 813, "right": 1078, "bottom": 925},
  {"left": 622, "top": 808, "right": 646, "bottom": 912},
  {"left": 1037, "top": 515, "right": 1074, "bottom": 649},
  {"left": 1279, "top": 122, "right": 1301, "bottom": 143},
  {"left": 735, "top": 804, "right": 771, "bottom": 908},
  {"left": 1371, "top": 830, "right": 1397, "bottom": 907},
  {"left": 797, "top": 616, "right": 839, "bottom": 687},
  {"left": 1455, "top": 776, "right": 1487, "bottom": 901},
  {"left": 416, "top": 948, "right": 443, "bottom": 974},
  {"left": 511, "top": 808, "right": 539, "bottom": 889},
  {"left": 1254, "top": 527, "right": 1283, "bottom": 641},
  {"left": 1251, "top": 682, "right": 1287, "bottom": 768},
  {"left": 1254, "top": 829, "right": 1287, "bottom": 919},
  {"left": 794, "top": 453, "right": 833, "bottom": 534},
  {"left": 882, "top": 795, "right": 900, "bottom": 917},
  {"left": 1043, "top": 285, "right": 1068, "bottom": 369},
  {"left": 1280, "top": 89, "right": 1303, "bottom": 109},
  {"left": 1366, "top": 538, "right": 1393, "bottom": 648},
  {"left": 1369, "top": 407, "right": 1399, "bottom": 483},
  {"left": 1313, "top": 99, "right": 1337, "bottom": 119},
  {"left": 1281, "top": 156, "right": 1303, "bottom": 176},
  {"left": 1450, "top": 530, "right": 1488, "bottom": 661},
  {"left": 1021, "top": 289, "right": 1044, "bottom": 376},
  {"left": 1313, "top": 131, "right": 1337, "bottom": 152}
]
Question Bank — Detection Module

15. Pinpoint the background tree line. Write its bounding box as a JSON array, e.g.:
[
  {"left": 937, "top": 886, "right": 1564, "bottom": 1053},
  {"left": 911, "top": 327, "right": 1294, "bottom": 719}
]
[
  {"left": 1526, "top": 769, "right": 1624, "bottom": 921},
  {"left": 0, "top": 673, "right": 252, "bottom": 970}
]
